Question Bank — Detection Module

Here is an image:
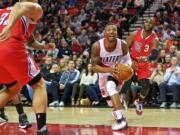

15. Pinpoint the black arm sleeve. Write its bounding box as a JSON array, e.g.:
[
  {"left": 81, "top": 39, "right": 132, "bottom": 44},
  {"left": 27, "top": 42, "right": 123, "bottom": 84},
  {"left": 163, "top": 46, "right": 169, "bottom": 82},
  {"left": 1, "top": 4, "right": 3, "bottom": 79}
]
[{"left": 149, "top": 49, "right": 159, "bottom": 61}]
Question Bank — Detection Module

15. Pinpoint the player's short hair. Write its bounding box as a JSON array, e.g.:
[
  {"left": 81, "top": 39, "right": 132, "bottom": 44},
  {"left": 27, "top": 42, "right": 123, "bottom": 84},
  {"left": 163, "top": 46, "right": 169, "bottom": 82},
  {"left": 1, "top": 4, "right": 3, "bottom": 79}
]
[{"left": 105, "top": 22, "right": 116, "bottom": 28}]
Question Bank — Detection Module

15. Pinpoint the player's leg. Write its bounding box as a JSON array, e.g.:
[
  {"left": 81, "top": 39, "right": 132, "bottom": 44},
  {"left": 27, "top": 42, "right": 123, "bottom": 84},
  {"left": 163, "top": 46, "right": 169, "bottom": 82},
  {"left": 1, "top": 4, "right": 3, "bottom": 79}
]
[
  {"left": 106, "top": 76, "right": 128, "bottom": 130},
  {"left": 0, "top": 107, "right": 8, "bottom": 123},
  {"left": 134, "top": 78, "right": 150, "bottom": 115},
  {"left": 0, "top": 82, "right": 21, "bottom": 108},
  {"left": 29, "top": 74, "right": 48, "bottom": 135},
  {"left": 12, "top": 94, "right": 32, "bottom": 129}
]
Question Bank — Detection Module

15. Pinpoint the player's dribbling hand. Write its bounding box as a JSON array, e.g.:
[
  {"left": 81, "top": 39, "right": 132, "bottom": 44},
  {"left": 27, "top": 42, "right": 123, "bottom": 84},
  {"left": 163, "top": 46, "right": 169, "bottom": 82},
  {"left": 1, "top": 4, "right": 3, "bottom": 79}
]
[
  {"left": 131, "top": 61, "right": 138, "bottom": 71},
  {"left": 0, "top": 26, "right": 11, "bottom": 41},
  {"left": 45, "top": 43, "right": 56, "bottom": 50}
]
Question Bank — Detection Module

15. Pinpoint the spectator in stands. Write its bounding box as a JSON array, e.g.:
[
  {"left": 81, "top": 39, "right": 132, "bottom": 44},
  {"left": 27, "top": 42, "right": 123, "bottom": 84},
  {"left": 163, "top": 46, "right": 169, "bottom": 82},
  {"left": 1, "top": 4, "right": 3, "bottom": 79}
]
[
  {"left": 123, "top": 0, "right": 134, "bottom": 8},
  {"left": 71, "top": 63, "right": 98, "bottom": 106},
  {"left": 164, "top": 33, "right": 176, "bottom": 52},
  {"left": 41, "top": 62, "right": 61, "bottom": 107},
  {"left": 119, "top": 8, "right": 131, "bottom": 31},
  {"left": 163, "top": 54, "right": 171, "bottom": 70},
  {"left": 41, "top": 56, "right": 53, "bottom": 80},
  {"left": 77, "top": 29, "right": 89, "bottom": 47},
  {"left": 176, "top": 51, "right": 180, "bottom": 66},
  {"left": 169, "top": 45, "right": 177, "bottom": 57},
  {"left": 59, "top": 60, "right": 80, "bottom": 106},
  {"left": 86, "top": 81, "right": 101, "bottom": 106},
  {"left": 158, "top": 49, "right": 166, "bottom": 64},
  {"left": 71, "top": 36, "right": 83, "bottom": 55},
  {"left": 160, "top": 57, "right": 180, "bottom": 108},
  {"left": 57, "top": 38, "right": 72, "bottom": 58},
  {"left": 59, "top": 58, "right": 68, "bottom": 72}
]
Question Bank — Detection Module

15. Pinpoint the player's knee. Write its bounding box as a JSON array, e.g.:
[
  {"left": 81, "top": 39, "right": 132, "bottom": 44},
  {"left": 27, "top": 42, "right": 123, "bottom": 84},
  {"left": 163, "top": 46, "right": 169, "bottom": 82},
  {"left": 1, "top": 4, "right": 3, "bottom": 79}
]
[
  {"left": 106, "top": 80, "right": 118, "bottom": 96},
  {"left": 6, "top": 82, "right": 21, "bottom": 96}
]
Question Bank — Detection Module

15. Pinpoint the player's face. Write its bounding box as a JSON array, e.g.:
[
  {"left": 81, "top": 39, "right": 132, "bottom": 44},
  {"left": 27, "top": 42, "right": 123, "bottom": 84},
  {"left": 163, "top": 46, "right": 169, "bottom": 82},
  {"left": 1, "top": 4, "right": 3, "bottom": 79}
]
[
  {"left": 144, "top": 19, "right": 154, "bottom": 31},
  {"left": 105, "top": 25, "right": 118, "bottom": 42}
]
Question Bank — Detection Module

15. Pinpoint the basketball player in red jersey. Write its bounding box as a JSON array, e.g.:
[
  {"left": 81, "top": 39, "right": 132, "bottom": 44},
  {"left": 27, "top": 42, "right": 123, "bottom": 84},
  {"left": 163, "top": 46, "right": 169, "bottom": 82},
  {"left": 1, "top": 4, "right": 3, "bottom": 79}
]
[
  {"left": 91, "top": 23, "right": 132, "bottom": 130},
  {"left": 0, "top": 1, "right": 49, "bottom": 134},
  {"left": 122, "top": 18, "right": 159, "bottom": 115},
  {"left": 0, "top": 34, "right": 55, "bottom": 128}
]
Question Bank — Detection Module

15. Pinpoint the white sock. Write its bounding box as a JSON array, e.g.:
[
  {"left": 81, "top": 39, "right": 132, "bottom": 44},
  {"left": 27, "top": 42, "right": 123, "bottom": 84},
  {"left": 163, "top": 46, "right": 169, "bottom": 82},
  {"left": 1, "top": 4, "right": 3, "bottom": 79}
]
[{"left": 114, "top": 110, "right": 123, "bottom": 120}]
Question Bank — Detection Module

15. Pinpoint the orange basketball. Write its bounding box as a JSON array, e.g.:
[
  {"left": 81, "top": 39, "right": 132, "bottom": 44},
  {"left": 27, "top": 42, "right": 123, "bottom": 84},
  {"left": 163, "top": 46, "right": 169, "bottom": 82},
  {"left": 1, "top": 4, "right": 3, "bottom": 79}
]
[{"left": 113, "top": 63, "right": 133, "bottom": 82}]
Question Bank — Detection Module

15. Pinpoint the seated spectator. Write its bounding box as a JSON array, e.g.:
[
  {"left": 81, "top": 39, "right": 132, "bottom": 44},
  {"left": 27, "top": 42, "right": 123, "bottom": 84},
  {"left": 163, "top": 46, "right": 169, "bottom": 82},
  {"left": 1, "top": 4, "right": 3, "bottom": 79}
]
[
  {"left": 123, "top": 0, "right": 134, "bottom": 8},
  {"left": 176, "top": 51, "right": 180, "bottom": 66},
  {"left": 86, "top": 81, "right": 101, "bottom": 106},
  {"left": 45, "top": 64, "right": 62, "bottom": 107},
  {"left": 163, "top": 54, "right": 171, "bottom": 70},
  {"left": 149, "top": 63, "right": 164, "bottom": 102},
  {"left": 158, "top": 49, "right": 166, "bottom": 64},
  {"left": 71, "top": 63, "right": 98, "bottom": 106},
  {"left": 57, "top": 39, "right": 72, "bottom": 58},
  {"left": 41, "top": 55, "right": 53, "bottom": 80},
  {"left": 71, "top": 37, "right": 83, "bottom": 55},
  {"left": 119, "top": 8, "right": 131, "bottom": 31},
  {"left": 159, "top": 57, "right": 180, "bottom": 108},
  {"left": 59, "top": 60, "right": 80, "bottom": 106}
]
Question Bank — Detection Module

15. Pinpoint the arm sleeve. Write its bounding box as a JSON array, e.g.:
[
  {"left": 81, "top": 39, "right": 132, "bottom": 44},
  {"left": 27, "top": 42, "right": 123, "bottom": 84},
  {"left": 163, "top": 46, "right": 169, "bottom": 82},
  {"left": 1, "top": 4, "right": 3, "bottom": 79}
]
[{"left": 149, "top": 49, "right": 159, "bottom": 61}]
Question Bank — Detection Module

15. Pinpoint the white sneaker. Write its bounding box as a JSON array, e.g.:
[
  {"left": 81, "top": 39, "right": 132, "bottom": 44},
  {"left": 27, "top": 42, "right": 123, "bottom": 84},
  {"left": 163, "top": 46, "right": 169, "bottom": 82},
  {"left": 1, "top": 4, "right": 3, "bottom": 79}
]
[
  {"left": 112, "top": 118, "right": 128, "bottom": 131},
  {"left": 134, "top": 99, "right": 143, "bottom": 115},
  {"left": 160, "top": 102, "right": 167, "bottom": 108},
  {"left": 170, "top": 102, "right": 178, "bottom": 108},
  {"left": 59, "top": 101, "right": 64, "bottom": 107},
  {"left": 49, "top": 101, "right": 59, "bottom": 107}
]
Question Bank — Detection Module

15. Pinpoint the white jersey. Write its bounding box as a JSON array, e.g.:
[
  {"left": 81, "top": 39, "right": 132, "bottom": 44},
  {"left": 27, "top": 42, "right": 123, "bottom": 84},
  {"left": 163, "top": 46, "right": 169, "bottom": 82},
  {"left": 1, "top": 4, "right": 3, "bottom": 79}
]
[
  {"left": 98, "top": 38, "right": 129, "bottom": 99},
  {"left": 99, "top": 38, "right": 124, "bottom": 68}
]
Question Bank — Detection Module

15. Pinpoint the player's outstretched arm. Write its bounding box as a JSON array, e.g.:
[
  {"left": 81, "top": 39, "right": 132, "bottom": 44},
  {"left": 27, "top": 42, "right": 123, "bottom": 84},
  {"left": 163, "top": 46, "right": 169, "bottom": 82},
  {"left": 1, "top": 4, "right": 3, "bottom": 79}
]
[
  {"left": 91, "top": 42, "right": 113, "bottom": 73},
  {"left": 0, "top": 2, "right": 43, "bottom": 41},
  {"left": 27, "top": 34, "right": 55, "bottom": 50}
]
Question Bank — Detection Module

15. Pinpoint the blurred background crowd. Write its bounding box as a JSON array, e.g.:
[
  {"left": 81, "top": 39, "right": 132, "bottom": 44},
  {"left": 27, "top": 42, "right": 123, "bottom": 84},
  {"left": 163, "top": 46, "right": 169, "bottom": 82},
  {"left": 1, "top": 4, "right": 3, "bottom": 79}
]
[{"left": 0, "top": 0, "right": 180, "bottom": 108}]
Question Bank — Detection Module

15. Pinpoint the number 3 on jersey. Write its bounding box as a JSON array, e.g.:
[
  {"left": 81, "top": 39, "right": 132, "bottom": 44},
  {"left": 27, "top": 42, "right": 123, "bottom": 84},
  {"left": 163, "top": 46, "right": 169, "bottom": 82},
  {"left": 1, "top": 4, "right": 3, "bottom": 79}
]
[
  {"left": 144, "top": 44, "right": 149, "bottom": 52},
  {"left": 0, "top": 13, "right": 9, "bottom": 25}
]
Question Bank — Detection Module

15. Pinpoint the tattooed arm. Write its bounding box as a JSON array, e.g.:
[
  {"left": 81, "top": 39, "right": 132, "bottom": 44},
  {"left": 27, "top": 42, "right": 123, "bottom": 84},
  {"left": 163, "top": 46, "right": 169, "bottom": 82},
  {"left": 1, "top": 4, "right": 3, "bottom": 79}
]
[{"left": 91, "top": 41, "right": 113, "bottom": 73}]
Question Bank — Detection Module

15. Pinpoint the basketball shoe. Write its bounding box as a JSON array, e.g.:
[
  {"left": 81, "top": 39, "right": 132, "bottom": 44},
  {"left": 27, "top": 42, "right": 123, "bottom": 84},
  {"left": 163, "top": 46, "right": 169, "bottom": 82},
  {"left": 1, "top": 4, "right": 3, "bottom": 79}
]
[
  {"left": 134, "top": 99, "right": 143, "bottom": 115},
  {"left": 19, "top": 113, "right": 32, "bottom": 129},
  {"left": 112, "top": 117, "right": 128, "bottom": 130}
]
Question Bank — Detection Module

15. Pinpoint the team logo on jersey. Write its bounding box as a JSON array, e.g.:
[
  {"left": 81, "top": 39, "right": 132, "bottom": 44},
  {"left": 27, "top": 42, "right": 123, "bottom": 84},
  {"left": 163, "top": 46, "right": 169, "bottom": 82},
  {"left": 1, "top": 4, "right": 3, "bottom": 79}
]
[
  {"left": 101, "top": 55, "right": 121, "bottom": 63},
  {"left": 134, "top": 41, "right": 142, "bottom": 52}
]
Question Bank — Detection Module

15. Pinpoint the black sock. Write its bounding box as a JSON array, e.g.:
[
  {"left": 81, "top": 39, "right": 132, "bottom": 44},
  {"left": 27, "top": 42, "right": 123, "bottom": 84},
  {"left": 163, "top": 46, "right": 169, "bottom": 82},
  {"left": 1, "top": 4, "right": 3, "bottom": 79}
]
[
  {"left": 36, "top": 113, "right": 46, "bottom": 130},
  {"left": 15, "top": 103, "right": 24, "bottom": 115},
  {"left": 0, "top": 107, "right": 5, "bottom": 115}
]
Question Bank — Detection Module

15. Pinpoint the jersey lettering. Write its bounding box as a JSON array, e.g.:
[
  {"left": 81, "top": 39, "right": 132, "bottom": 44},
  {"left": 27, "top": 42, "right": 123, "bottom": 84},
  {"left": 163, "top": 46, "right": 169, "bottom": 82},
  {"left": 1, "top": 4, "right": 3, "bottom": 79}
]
[{"left": 0, "top": 13, "right": 9, "bottom": 25}]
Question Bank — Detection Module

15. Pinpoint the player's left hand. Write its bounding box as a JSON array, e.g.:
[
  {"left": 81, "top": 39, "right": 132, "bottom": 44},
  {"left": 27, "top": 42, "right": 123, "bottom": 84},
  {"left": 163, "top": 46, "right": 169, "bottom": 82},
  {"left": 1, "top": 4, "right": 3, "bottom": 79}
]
[
  {"left": 44, "top": 43, "right": 56, "bottom": 50},
  {"left": 0, "top": 26, "right": 11, "bottom": 41}
]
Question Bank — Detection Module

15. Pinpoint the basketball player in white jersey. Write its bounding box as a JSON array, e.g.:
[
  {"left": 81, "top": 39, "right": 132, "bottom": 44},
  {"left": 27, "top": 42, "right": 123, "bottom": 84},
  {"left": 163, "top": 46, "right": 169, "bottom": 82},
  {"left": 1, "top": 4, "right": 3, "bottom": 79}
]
[{"left": 91, "top": 23, "right": 132, "bottom": 130}]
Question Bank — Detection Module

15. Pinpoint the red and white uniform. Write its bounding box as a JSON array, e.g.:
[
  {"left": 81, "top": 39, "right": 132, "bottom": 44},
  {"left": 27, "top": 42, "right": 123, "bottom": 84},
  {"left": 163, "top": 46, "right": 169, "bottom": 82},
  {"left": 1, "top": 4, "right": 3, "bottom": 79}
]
[
  {"left": 0, "top": 7, "right": 40, "bottom": 86},
  {"left": 130, "top": 28, "right": 156, "bottom": 80},
  {"left": 98, "top": 38, "right": 131, "bottom": 98}
]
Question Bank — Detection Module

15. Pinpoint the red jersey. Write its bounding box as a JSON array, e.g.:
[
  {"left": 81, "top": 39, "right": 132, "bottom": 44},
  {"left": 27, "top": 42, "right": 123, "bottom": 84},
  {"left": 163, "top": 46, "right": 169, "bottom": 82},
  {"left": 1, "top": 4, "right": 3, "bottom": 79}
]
[
  {"left": 130, "top": 28, "right": 156, "bottom": 62},
  {"left": 0, "top": 7, "right": 36, "bottom": 43},
  {"left": 0, "top": 7, "right": 39, "bottom": 86}
]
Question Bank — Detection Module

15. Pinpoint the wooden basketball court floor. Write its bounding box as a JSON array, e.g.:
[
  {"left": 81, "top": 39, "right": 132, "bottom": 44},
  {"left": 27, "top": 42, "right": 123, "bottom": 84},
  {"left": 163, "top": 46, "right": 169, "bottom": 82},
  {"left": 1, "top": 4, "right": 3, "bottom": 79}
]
[{"left": 1, "top": 107, "right": 180, "bottom": 135}]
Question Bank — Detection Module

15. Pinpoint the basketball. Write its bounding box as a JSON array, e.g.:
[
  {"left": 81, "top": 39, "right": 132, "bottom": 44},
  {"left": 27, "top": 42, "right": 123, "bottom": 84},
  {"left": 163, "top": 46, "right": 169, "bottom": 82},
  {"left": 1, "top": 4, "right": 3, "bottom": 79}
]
[{"left": 112, "top": 63, "right": 133, "bottom": 82}]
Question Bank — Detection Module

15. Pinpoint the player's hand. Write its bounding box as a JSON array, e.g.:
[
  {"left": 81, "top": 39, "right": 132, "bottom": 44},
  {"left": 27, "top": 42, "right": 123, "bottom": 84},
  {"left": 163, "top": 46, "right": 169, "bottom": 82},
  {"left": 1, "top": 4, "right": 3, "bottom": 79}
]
[
  {"left": 131, "top": 61, "right": 138, "bottom": 71},
  {"left": 45, "top": 43, "right": 56, "bottom": 50},
  {"left": 0, "top": 26, "right": 11, "bottom": 41}
]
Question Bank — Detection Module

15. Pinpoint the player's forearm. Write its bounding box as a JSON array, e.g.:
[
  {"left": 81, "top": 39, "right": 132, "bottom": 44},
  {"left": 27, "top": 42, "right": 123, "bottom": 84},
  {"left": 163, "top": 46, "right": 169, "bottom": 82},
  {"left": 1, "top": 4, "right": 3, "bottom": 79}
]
[
  {"left": 92, "top": 64, "right": 112, "bottom": 73},
  {"left": 7, "top": 2, "right": 42, "bottom": 29},
  {"left": 29, "top": 41, "right": 46, "bottom": 50}
]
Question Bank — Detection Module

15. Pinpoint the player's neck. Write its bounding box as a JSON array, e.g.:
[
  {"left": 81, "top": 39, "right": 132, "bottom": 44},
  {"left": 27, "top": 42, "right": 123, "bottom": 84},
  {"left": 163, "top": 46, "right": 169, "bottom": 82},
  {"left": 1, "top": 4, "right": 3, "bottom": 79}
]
[
  {"left": 104, "top": 39, "right": 117, "bottom": 52},
  {"left": 143, "top": 30, "right": 152, "bottom": 38}
]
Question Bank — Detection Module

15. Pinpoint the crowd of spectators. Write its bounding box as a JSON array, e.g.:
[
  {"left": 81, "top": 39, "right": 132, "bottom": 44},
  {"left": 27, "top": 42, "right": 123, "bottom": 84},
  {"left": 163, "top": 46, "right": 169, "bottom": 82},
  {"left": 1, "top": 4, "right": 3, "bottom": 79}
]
[{"left": 0, "top": 0, "right": 180, "bottom": 108}]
